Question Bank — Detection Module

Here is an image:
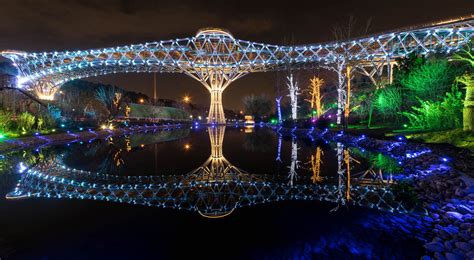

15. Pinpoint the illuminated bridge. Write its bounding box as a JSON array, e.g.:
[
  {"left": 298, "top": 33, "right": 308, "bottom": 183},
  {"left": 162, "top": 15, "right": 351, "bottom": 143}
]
[
  {"left": 6, "top": 126, "right": 414, "bottom": 217},
  {"left": 6, "top": 162, "right": 410, "bottom": 218},
  {"left": 1, "top": 16, "right": 473, "bottom": 124}
]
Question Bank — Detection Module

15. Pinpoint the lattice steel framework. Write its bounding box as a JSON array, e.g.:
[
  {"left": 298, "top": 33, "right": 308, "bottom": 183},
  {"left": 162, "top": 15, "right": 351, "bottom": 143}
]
[
  {"left": 6, "top": 126, "right": 411, "bottom": 217},
  {"left": 188, "top": 126, "right": 247, "bottom": 182},
  {"left": 2, "top": 16, "right": 473, "bottom": 123},
  {"left": 6, "top": 162, "right": 410, "bottom": 218}
]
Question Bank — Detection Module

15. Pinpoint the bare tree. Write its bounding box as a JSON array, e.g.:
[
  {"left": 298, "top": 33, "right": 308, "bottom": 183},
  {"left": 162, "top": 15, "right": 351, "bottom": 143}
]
[
  {"left": 452, "top": 43, "right": 474, "bottom": 131},
  {"left": 287, "top": 74, "right": 300, "bottom": 120},
  {"left": 328, "top": 16, "right": 372, "bottom": 128},
  {"left": 305, "top": 76, "right": 326, "bottom": 119},
  {"left": 95, "top": 86, "right": 124, "bottom": 123}
]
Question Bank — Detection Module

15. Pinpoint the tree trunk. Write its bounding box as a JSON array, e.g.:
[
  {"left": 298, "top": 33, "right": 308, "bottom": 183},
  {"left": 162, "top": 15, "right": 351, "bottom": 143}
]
[
  {"left": 368, "top": 102, "right": 374, "bottom": 129},
  {"left": 464, "top": 85, "right": 474, "bottom": 131}
]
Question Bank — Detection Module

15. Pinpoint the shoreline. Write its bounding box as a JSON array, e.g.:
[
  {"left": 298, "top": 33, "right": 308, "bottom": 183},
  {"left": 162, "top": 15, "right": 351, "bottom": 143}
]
[
  {"left": 275, "top": 127, "right": 474, "bottom": 259},
  {"left": 0, "top": 124, "right": 186, "bottom": 153}
]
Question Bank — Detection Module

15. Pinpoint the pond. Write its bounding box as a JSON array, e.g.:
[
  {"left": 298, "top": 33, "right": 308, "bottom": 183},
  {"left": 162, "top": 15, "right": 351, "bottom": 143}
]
[{"left": 0, "top": 126, "right": 427, "bottom": 259}]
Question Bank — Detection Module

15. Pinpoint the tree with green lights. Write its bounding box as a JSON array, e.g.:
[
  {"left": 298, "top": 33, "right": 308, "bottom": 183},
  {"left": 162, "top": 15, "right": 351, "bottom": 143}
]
[
  {"left": 374, "top": 85, "right": 403, "bottom": 124},
  {"left": 400, "top": 58, "right": 461, "bottom": 103}
]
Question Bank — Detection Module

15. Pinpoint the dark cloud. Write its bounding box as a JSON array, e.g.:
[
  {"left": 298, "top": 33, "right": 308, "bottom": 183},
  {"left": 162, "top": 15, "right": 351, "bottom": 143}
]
[{"left": 0, "top": 0, "right": 472, "bottom": 109}]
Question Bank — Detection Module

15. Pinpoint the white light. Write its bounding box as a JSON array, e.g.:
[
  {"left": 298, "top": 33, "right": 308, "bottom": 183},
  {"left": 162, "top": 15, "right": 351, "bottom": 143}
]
[
  {"left": 17, "top": 76, "right": 29, "bottom": 87},
  {"left": 18, "top": 162, "right": 27, "bottom": 173}
]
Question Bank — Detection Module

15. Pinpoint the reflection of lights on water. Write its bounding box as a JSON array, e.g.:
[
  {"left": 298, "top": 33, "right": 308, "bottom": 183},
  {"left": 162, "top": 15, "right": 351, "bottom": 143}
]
[
  {"left": 17, "top": 162, "right": 27, "bottom": 173},
  {"left": 101, "top": 124, "right": 115, "bottom": 130}
]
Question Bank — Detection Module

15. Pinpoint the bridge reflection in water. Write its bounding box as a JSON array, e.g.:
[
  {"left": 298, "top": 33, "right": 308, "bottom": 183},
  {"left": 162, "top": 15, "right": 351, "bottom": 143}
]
[{"left": 6, "top": 126, "right": 411, "bottom": 218}]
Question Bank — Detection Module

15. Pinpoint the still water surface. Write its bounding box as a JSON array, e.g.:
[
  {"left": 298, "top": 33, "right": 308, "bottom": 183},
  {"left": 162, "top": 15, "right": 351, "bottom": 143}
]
[{"left": 0, "top": 126, "right": 425, "bottom": 259}]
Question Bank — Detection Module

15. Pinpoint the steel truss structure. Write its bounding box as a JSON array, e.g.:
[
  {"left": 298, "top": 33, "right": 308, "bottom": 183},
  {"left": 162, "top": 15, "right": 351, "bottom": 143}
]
[
  {"left": 188, "top": 126, "right": 247, "bottom": 181},
  {"left": 6, "top": 160, "right": 410, "bottom": 218},
  {"left": 1, "top": 16, "right": 473, "bottom": 124},
  {"left": 6, "top": 126, "right": 412, "bottom": 217}
]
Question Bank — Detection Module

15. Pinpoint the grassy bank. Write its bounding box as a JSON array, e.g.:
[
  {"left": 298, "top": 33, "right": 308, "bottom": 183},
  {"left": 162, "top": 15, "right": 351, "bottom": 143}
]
[{"left": 404, "top": 129, "right": 474, "bottom": 152}]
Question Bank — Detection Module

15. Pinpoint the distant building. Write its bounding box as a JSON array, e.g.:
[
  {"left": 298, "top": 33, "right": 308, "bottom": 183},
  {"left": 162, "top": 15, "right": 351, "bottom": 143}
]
[
  {"left": 0, "top": 61, "right": 18, "bottom": 88},
  {"left": 0, "top": 61, "right": 22, "bottom": 113}
]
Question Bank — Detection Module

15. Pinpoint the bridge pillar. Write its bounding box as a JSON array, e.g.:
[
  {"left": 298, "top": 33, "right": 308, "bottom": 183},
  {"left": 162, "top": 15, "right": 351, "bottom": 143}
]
[
  {"left": 187, "top": 69, "right": 246, "bottom": 125},
  {"left": 208, "top": 88, "right": 225, "bottom": 124},
  {"left": 31, "top": 79, "right": 58, "bottom": 101}
]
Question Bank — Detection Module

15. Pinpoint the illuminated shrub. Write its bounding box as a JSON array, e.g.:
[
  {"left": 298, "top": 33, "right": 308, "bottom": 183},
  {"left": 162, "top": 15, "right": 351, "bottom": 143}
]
[
  {"left": 402, "top": 85, "right": 463, "bottom": 130},
  {"left": 37, "top": 114, "right": 57, "bottom": 131},
  {"left": 0, "top": 110, "right": 12, "bottom": 132},
  {"left": 400, "top": 58, "right": 461, "bottom": 102},
  {"left": 374, "top": 87, "right": 402, "bottom": 122},
  {"left": 16, "top": 112, "right": 35, "bottom": 132}
]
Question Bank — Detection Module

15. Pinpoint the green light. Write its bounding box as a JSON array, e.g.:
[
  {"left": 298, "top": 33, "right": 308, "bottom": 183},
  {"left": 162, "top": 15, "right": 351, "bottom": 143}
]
[
  {"left": 312, "top": 110, "right": 317, "bottom": 115},
  {"left": 330, "top": 123, "right": 335, "bottom": 127},
  {"left": 0, "top": 134, "right": 5, "bottom": 139},
  {"left": 403, "top": 124, "right": 408, "bottom": 128}
]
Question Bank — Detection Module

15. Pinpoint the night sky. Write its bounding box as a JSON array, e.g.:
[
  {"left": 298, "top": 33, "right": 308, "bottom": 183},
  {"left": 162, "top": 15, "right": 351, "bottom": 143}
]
[{"left": 0, "top": 0, "right": 472, "bottom": 110}]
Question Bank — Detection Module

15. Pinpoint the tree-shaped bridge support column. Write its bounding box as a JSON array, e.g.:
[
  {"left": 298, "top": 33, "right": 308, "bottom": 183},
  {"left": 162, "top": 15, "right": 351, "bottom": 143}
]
[
  {"left": 187, "top": 69, "right": 247, "bottom": 125},
  {"left": 209, "top": 88, "right": 225, "bottom": 124}
]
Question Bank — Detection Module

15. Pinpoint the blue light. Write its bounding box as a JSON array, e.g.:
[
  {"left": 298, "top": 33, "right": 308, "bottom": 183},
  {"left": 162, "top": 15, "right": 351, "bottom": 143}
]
[
  {"left": 441, "top": 157, "right": 449, "bottom": 162},
  {"left": 405, "top": 149, "right": 431, "bottom": 159},
  {"left": 79, "top": 127, "right": 83, "bottom": 131},
  {"left": 60, "top": 124, "right": 65, "bottom": 128},
  {"left": 397, "top": 136, "right": 406, "bottom": 141}
]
